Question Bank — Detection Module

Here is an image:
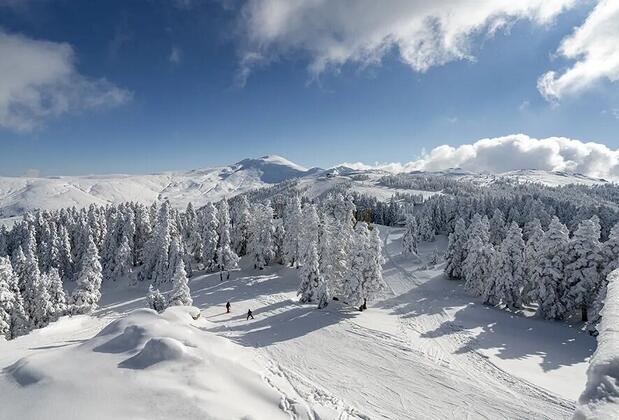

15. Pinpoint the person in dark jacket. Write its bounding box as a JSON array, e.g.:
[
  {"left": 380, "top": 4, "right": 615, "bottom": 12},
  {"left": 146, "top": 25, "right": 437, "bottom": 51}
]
[
  {"left": 226, "top": 301, "right": 231, "bottom": 313},
  {"left": 246, "top": 309, "right": 254, "bottom": 320}
]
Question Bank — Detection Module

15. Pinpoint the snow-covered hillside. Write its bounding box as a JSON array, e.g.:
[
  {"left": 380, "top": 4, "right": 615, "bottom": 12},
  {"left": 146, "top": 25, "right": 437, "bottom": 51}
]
[
  {"left": 0, "top": 228, "right": 594, "bottom": 419},
  {"left": 0, "top": 155, "right": 317, "bottom": 221},
  {"left": 0, "top": 156, "right": 607, "bottom": 225}
]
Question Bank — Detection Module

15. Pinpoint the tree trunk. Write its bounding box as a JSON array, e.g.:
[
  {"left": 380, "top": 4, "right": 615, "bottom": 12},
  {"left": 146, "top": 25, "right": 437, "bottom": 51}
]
[{"left": 582, "top": 305, "right": 588, "bottom": 322}]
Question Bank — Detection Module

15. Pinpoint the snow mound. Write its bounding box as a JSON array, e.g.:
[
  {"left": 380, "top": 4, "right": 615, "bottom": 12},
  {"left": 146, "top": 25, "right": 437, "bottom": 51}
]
[
  {"left": 120, "top": 337, "right": 197, "bottom": 369},
  {"left": 0, "top": 306, "right": 290, "bottom": 419},
  {"left": 574, "top": 269, "right": 619, "bottom": 419}
]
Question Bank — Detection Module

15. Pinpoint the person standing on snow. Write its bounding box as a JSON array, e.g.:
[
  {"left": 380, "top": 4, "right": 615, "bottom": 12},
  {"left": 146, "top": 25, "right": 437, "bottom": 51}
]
[
  {"left": 246, "top": 309, "right": 254, "bottom": 320},
  {"left": 226, "top": 301, "right": 231, "bottom": 313}
]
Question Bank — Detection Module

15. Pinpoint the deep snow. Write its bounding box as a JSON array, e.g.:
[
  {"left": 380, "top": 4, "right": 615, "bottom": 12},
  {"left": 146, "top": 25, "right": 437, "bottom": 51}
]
[{"left": 0, "top": 226, "right": 596, "bottom": 419}]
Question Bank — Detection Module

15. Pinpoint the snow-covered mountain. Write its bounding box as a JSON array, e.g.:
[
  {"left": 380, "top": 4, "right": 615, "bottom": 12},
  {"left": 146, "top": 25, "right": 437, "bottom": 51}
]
[
  {"left": 0, "top": 155, "right": 318, "bottom": 221},
  {"left": 0, "top": 155, "right": 608, "bottom": 223}
]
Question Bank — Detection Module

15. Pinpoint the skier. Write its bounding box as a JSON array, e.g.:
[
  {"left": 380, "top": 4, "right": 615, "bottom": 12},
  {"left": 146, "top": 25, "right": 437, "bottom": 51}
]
[
  {"left": 246, "top": 309, "right": 254, "bottom": 320},
  {"left": 226, "top": 301, "right": 231, "bottom": 313}
]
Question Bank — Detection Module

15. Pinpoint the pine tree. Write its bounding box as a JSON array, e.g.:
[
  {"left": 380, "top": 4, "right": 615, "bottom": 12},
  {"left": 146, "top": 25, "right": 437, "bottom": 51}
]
[
  {"left": 231, "top": 196, "right": 252, "bottom": 257},
  {"left": 445, "top": 218, "right": 467, "bottom": 279},
  {"left": 146, "top": 284, "right": 167, "bottom": 313},
  {"left": 112, "top": 235, "right": 133, "bottom": 279},
  {"left": 56, "top": 225, "right": 73, "bottom": 282},
  {"left": 200, "top": 202, "right": 219, "bottom": 271},
  {"left": 600, "top": 222, "right": 619, "bottom": 280},
  {"left": 46, "top": 268, "right": 67, "bottom": 320},
  {"left": 215, "top": 199, "right": 239, "bottom": 279},
  {"left": 533, "top": 217, "right": 570, "bottom": 320},
  {"left": 282, "top": 195, "right": 303, "bottom": 267},
  {"left": 485, "top": 222, "right": 525, "bottom": 309},
  {"left": 71, "top": 235, "right": 103, "bottom": 314},
  {"left": 463, "top": 215, "right": 493, "bottom": 296},
  {"left": 168, "top": 260, "right": 192, "bottom": 306},
  {"left": 142, "top": 201, "right": 173, "bottom": 285},
  {"left": 248, "top": 203, "right": 275, "bottom": 270},
  {"left": 564, "top": 217, "right": 602, "bottom": 321},
  {"left": 489, "top": 209, "right": 506, "bottom": 245},
  {"left": 298, "top": 241, "right": 323, "bottom": 304},
  {"left": 402, "top": 215, "right": 419, "bottom": 255},
  {"left": 299, "top": 204, "right": 319, "bottom": 266},
  {"left": 522, "top": 219, "right": 544, "bottom": 304},
  {"left": 0, "top": 257, "right": 17, "bottom": 339}
]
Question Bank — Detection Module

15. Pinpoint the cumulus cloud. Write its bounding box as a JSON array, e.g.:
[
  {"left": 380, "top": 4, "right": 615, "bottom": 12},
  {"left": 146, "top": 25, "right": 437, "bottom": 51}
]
[
  {"left": 0, "top": 30, "right": 132, "bottom": 132},
  {"left": 538, "top": 0, "right": 619, "bottom": 101},
  {"left": 341, "top": 134, "right": 619, "bottom": 180},
  {"left": 235, "top": 0, "right": 576, "bottom": 84}
]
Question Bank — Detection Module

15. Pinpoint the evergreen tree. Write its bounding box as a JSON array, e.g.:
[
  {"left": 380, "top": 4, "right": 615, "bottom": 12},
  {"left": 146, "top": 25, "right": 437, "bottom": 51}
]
[
  {"left": 0, "top": 257, "right": 18, "bottom": 339},
  {"left": 231, "top": 196, "right": 252, "bottom": 257},
  {"left": 533, "top": 217, "right": 570, "bottom": 320},
  {"left": 46, "top": 268, "right": 67, "bottom": 320},
  {"left": 463, "top": 215, "right": 493, "bottom": 296},
  {"left": 445, "top": 218, "right": 467, "bottom": 279},
  {"left": 248, "top": 203, "right": 275, "bottom": 270},
  {"left": 600, "top": 222, "right": 619, "bottom": 280},
  {"left": 112, "top": 236, "right": 133, "bottom": 279},
  {"left": 200, "top": 202, "right": 219, "bottom": 271},
  {"left": 402, "top": 215, "right": 419, "bottom": 255},
  {"left": 142, "top": 201, "right": 173, "bottom": 285},
  {"left": 146, "top": 284, "right": 167, "bottom": 313},
  {"left": 564, "top": 217, "right": 602, "bottom": 321},
  {"left": 215, "top": 199, "right": 239, "bottom": 279},
  {"left": 299, "top": 204, "right": 319, "bottom": 266},
  {"left": 489, "top": 209, "right": 506, "bottom": 245},
  {"left": 168, "top": 259, "right": 192, "bottom": 306},
  {"left": 485, "top": 223, "right": 525, "bottom": 309},
  {"left": 522, "top": 219, "right": 544, "bottom": 304},
  {"left": 282, "top": 195, "right": 303, "bottom": 267},
  {"left": 298, "top": 241, "right": 323, "bottom": 304},
  {"left": 71, "top": 235, "right": 103, "bottom": 314}
]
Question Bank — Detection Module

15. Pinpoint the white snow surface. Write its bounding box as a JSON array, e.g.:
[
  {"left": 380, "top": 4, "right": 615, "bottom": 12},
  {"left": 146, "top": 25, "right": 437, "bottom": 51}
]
[
  {"left": 574, "top": 269, "right": 619, "bottom": 420},
  {"left": 0, "top": 226, "right": 595, "bottom": 419},
  {"left": 0, "top": 157, "right": 606, "bottom": 225}
]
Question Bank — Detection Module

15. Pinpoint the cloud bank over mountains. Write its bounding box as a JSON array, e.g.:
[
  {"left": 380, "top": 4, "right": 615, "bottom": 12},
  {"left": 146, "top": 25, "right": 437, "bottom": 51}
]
[{"left": 342, "top": 134, "right": 619, "bottom": 180}]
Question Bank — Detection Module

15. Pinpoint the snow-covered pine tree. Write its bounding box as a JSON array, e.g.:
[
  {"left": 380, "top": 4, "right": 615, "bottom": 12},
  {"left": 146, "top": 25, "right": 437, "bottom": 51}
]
[
  {"left": 56, "top": 225, "right": 73, "bottom": 282},
  {"left": 11, "top": 246, "right": 27, "bottom": 293},
  {"left": 29, "top": 267, "right": 53, "bottom": 329},
  {"left": 112, "top": 235, "right": 133, "bottom": 279},
  {"left": 215, "top": 199, "right": 239, "bottom": 279},
  {"left": 533, "top": 217, "right": 570, "bottom": 320},
  {"left": 200, "top": 202, "right": 219, "bottom": 271},
  {"left": 0, "top": 257, "right": 29, "bottom": 338},
  {"left": 282, "top": 194, "right": 303, "bottom": 267},
  {"left": 168, "top": 259, "right": 192, "bottom": 306},
  {"left": 71, "top": 235, "right": 103, "bottom": 314},
  {"left": 564, "top": 217, "right": 602, "bottom": 321},
  {"left": 485, "top": 222, "right": 525, "bottom": 309},
  {"left": 247, "top": 203, "right": 275, "bottom": 270},
  {"left": 402, "top": 215, "right": 419, "bottom": 255},
  {"left": 298, "top": 240, "right": 323, "bottom": 304},
  {"left": 231, "top": 196, "right": 252, "bottom": 257},
  {"left": 522, "top": 218, "right": 544, "bottom": 304},
  {"left": 46, "top": 267, "right": 67, "bottom": 320},
  {"left": 463, "top": 214, "right": 493, "bottom": 296},
  {"left": 299, "top": 203, "right": 319, "bottom": 266},
  {"left": 146, "top": 284, "right": 167, "bottom": 313},
  {"left": 362, "top": 225, "right": 386, "bottom": 302},
  {"left": 489, "top": 209, "right": 506, "bottom": 246},
  {"left": 142, "top": 200, "right": 173, "bottom": 285},
  {"left": 0, "top": 257, "right": 18, "bottom": 339},
  {"left": 167, "top": 236, "right": 184, "bottom": 281},
  {"left": 600, "top": 222, "right": 619, "bottom": 280},
  {"left": 445, "top": 218, "right": 467, "bottom": 279}
]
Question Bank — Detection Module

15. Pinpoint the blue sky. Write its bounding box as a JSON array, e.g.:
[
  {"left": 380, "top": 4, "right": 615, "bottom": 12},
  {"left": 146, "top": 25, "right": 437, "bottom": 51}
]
[{"left": 0, "top": 0, "right": 618, "bottom": 176}]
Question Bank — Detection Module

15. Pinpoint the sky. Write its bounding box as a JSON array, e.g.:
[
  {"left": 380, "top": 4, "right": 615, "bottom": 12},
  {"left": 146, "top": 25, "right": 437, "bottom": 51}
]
[{"left": 0, "top": 0, "right": 618, "bottom": 177}]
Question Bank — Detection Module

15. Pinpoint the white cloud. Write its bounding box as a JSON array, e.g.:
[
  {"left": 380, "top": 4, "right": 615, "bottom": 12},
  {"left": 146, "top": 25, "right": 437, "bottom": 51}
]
[
  {"left": 0, "top": 30, "right": 132, "bottom": 132},
  {"left": 169, "top": 46, "right": 182, "bottom": 64},
  {"left": 341, "top": 134, "right": 619, "bottom": 180},
  {"left": 538, "top": 0, "right": 619, "bottom": 101},
  {"left": 235, "top": 0, "right": 576, "bottom": 83}
]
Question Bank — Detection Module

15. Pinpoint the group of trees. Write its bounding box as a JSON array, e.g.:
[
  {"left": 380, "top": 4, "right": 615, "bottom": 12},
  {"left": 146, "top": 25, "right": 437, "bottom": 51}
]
[
  {"left": 444, "top": 210, "right": 618, "bottom": 324},
  {"left": 0, "top": 189, "right": 387, "bottom": 339}
]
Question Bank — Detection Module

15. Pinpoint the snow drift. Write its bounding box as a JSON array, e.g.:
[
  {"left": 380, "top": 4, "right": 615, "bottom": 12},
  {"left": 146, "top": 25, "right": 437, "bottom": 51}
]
[
  {"left": 574, "top": 269, "right": 619, "bottom": 419},
  {"left": 0, "top": 306, "right": 290, "bottom": 420}
]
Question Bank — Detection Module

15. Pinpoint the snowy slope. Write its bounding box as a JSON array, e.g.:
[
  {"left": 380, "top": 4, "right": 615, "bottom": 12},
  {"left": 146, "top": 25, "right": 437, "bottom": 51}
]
[
  {"left": 0, "top": 155, "right": 316, "bottom": 220},
  {"left": 0, "top": 226, "right": 595, "bottom": 419},
  {"left": 0, "top": 156, "right": 607, "bottom": 225}
]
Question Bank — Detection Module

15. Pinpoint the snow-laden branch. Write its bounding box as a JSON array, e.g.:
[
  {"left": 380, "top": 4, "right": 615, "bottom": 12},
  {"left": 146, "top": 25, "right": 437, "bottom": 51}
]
[{"left": 575, "top": 268, "right": 619, "bottom": 419}]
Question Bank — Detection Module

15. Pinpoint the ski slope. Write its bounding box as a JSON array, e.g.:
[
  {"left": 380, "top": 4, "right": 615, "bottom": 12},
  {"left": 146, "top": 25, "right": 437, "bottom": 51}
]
[{"left": 0, "top": 226, "right": 595, "bottom": 419}]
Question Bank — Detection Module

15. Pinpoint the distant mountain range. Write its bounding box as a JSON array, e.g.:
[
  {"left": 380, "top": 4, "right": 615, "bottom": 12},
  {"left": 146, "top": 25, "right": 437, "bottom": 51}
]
[{"left": 0, "top": 155, "right": 608, "bottom": 223}]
